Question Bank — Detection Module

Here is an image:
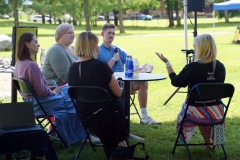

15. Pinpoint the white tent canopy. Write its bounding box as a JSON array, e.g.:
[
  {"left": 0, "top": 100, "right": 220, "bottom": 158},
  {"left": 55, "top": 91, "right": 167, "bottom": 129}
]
[{"left": 213, "top": 0, "right": 240, "bottom": 11}]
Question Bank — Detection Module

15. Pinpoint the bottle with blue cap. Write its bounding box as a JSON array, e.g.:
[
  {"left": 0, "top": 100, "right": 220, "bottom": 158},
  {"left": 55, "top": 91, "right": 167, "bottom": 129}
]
[{"left": 125, "top": 55, "right": 133, "bottom": 78}]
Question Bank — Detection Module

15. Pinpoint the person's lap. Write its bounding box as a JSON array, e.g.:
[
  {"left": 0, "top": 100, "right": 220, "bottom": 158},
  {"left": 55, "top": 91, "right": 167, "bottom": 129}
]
[{"left": 177, "top": 102, "right": 224, "bottom": 142}]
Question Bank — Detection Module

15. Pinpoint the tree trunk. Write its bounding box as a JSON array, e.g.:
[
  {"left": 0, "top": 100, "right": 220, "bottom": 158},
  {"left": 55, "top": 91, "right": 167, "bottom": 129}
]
[
  {"left": 166, "top": 0, "right": 174, "bottom": 27},
  {"left": 84, "top": 0, "right": 91, "bottom": 31},
  {"left": 106, "top": 12, "right": 110, "bottom": 23},
  {"left": 118, "top": 0, "right": 125, "bottom": 33},
  {"left": 223, "top": 0, "right": 229, "bottom": 22},
  {"left": 174, "top": 0, "right": 181, "bottom": 26},
  {"left": 42, "top": 14, "right": 45, "bottom": 24},
  {"left": 13, "top": 0, "right": 19, "bottom": 26}
]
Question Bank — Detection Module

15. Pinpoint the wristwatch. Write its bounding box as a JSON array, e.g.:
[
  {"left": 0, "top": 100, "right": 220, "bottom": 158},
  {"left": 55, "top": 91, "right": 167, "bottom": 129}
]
[{"left": 111, "top": 57, "right": 116, "bottom": 62}]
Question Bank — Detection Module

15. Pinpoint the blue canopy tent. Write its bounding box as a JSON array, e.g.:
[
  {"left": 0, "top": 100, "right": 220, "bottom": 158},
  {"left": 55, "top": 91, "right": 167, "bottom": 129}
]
[
  {"left": 212, "top": 0, "right": 240, "bottom": 43},
  {"left": 213, "top": 0, "right": 240, "bottom": 11}
]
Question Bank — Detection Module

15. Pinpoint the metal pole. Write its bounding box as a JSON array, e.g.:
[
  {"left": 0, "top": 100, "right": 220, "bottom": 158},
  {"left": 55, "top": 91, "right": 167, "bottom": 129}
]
[{"left": 184, "top": 0, "right": 188, "bottom": 64}]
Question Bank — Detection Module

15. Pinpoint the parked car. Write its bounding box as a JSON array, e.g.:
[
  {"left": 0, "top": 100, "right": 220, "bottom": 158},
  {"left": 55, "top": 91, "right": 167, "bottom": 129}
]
[
  {"left": 143, "top": 15, "right": 152, "bottom": 20},
  {"left": 30, "top": 15, "right": 54, "bottom": 22},
  {"left": 173, "top": 13, "right": 181, "bottom": 20},
  {"left": 97, "top": 16, "right": 105, "bottom": 21},
  {"left": 0, "top": 14, "right": 9, "bottom": 19},
  {"left": 130, "top": 14, "right": 145, "bottom": 20}
]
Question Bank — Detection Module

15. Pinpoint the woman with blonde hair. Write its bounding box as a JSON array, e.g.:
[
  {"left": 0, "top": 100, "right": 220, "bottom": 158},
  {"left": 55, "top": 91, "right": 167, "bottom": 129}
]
[
  {"left": 68, "top": 32, "right": 128, "bottom": 159},
  {"left": 156, "top": 34, "right": 225, "bottom": 148},
  {"left": 42, "top": 24, "right": 100, "bottom": 143},
  {"left": 42, "top": 23, "right": 77, "bottom": 86}
]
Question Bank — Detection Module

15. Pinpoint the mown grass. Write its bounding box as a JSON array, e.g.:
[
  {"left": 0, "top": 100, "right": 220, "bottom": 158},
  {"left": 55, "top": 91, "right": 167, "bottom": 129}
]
[{"left": 0, "top": 17, "right": 240, "bottom": 160}]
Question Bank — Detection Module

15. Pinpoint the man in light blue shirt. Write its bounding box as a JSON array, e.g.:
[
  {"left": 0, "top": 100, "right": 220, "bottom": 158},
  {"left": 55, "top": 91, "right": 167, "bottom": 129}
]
[{"left": 98, "top": 23, "right": 161, "bottom": 125}]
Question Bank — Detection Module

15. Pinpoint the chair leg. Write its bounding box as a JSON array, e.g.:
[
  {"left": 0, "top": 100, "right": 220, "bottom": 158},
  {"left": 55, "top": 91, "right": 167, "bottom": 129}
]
[
  {"left": 86, "top": 134, "right": 96, "bottom": 152},
  {"left": 180, "top": 132, "right": 192, "bottom": 160},
  {"left": 221, "top": 144, "right": 227, "bottom": 160},
  {"left": 172, "top": 131, "right": 192, "bottom": 160},
  {"left": 185, "top": 144, "right": 192, "bottom": 160},
  {"left": 130, "top": 93, "right": 141, "bottom": 120},
  {"left": 75, "top": 129, "right": 96, "bottom": 160},
  {"left": 76, "top": 137, "right": 88, "bottom": 160}
]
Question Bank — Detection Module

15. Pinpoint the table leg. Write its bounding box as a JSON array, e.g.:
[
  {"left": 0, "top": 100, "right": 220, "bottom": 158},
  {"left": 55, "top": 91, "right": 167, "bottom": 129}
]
[
  {"left": 124, "top": 81, "right": 144, "bottom": 140},
  {"left": 123, "top": 81, "right": 130, "bottom": 135}
]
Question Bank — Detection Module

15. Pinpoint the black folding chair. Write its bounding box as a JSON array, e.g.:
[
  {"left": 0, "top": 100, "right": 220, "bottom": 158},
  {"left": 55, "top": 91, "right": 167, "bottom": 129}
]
[
  {"left": 68, "top": 86, "right": 128, "bottom": 160},
  {"left": 130, "top": 91, "right": 141, "bottom": 120},
  {"left": 12, "top": 77, "right": 68, "bottom": 148},
  {"left": 171, "top": 83, "right": 234, "bottom": 160}
]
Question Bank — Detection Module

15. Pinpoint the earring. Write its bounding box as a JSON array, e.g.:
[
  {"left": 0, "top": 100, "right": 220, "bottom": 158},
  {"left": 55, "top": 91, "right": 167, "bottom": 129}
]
[{"left": 59, "top": 38, "right": 62, "bottom": 42}]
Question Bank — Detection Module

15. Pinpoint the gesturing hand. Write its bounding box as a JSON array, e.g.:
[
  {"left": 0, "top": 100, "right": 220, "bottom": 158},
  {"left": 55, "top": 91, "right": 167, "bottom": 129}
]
[{"left": 155, "top": 52, "right": 169, "bottom": 63}]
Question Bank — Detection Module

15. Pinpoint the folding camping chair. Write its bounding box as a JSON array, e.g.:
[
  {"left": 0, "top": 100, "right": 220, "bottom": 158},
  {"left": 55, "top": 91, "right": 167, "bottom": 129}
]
[
  {"left": 171, "top": 83, "right": 234, "bottom": 160},
  {"left": 12, "top": 77, "right": 68, "bottom": 148},
  {"left": 130, "top": 91, "right": 141, "bottom": 120},
  {"left": 68, "top": 86, "right": 129, "bottom": 160}
]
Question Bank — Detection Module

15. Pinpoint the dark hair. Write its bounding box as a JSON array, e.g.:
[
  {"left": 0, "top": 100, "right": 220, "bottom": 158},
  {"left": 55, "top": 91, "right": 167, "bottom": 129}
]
[
  {"left": 16, "top": 32, "right": 35, "bottom": 61},
  {"left": 102, "top": 23, "right": 115, "bottom": 32}
]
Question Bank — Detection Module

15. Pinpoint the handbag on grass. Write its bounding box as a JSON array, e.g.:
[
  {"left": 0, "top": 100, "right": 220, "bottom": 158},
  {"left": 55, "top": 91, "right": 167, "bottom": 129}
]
[{"left": 110, "top": 142, "right": 149, "bottom": 160}]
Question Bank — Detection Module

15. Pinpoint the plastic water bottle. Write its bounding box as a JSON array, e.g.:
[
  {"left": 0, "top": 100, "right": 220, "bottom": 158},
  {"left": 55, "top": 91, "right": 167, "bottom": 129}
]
[
  {"left": 125, "top": 55, "right": 133, "bottom": 78},
  {"left": 40, "top": 48, "right": 45, "bottom": 67},
  {"left": 133, "top": 58, "right": 139, "bottom": 78}
]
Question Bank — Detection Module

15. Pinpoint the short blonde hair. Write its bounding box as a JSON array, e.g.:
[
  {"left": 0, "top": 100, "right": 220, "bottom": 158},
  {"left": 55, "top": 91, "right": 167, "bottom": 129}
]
[
  {"left": 194, "top": 34, "right": 217, "bottom": 63},
  {"left": 55, "top": 23, "right": 74, "bottom": 42},
  {"left": 74, "top": 32, "right": 99, "bottom": 58}
]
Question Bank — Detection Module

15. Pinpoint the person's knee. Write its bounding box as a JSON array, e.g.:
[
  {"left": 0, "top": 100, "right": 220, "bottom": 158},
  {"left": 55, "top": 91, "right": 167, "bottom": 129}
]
[{"left": 138, "top": 82, "right": 148, "bottom": 90}]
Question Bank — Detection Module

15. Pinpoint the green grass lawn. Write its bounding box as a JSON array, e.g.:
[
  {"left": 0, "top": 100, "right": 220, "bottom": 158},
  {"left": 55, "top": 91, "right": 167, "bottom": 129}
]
[{"left": 1, "top": 18, "right": 240, "bottom": 160}]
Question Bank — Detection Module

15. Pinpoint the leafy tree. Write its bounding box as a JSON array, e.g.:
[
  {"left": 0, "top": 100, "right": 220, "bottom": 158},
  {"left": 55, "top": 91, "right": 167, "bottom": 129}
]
[{"left": 0, "top": 0, "right": 11, "bottom": 15}]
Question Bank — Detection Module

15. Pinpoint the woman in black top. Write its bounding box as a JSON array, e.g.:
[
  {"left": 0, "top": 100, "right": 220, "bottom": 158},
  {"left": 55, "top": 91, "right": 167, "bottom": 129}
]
[
  {"left": 68, "top": 31, "right": 128, "bottom": 159},
  {"left": 156, "top": 34, "right": 225, "bottom": 147}
]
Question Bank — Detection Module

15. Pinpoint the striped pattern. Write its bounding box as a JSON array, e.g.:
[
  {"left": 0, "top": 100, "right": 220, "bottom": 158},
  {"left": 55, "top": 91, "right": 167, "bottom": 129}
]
[{"left": 177, "top": 100, "right": 224, "bottom": 142}]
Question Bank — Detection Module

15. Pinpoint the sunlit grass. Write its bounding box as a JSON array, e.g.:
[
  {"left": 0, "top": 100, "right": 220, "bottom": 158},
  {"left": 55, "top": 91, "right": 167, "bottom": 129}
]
[{"left": 1, "top": 17, "right": 240, "bottom": 159}]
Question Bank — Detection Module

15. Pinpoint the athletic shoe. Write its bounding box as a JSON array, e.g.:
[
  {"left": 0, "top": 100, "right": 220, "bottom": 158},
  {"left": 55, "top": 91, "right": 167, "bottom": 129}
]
[
  {"left": 84, "top": 134, "right": 101, "bottom": 143},
  {"left": 140, "top": 117, "right": 161, "bottom": 125}
]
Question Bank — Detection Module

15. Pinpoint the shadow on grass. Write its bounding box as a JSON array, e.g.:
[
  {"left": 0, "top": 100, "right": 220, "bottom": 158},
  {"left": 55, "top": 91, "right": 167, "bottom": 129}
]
[{"left": 127, "top": 116, "right": 240, "bottom": 160}]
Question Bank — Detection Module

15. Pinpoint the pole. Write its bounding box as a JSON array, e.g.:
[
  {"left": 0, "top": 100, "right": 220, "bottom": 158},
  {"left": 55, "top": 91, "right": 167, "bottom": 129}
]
[
  {"left": 163, "top": 0, "right": 191, "bottom": 105},
  {"left": 194, "top": 11, "right": 197, "bottom": 37},
  {"left": 184, "top": 0, "right": 188, "bottom": 64}
]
